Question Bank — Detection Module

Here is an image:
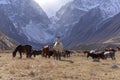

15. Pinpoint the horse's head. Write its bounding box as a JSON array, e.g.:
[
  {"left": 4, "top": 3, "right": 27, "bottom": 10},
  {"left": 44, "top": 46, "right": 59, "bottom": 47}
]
[{"left": 12, "top": 51, "right": 16, "bottom": 57}]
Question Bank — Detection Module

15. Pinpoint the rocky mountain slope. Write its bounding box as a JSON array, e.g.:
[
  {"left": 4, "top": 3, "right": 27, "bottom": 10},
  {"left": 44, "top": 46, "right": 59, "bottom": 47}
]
[
  {"left": 0, "top": 31, "right": 17, "bottom": 50},
  {"left": 0, "top": 0, "right": 52, "bottom": 49},
  {"left": 57, "top": 0, "right": 120, "bottom": 48}
]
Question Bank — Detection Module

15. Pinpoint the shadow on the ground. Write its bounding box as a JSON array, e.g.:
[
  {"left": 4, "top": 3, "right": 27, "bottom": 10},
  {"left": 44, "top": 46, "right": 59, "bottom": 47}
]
[{"left": 60, "top": 59, "right": 74, "bottom": 63}]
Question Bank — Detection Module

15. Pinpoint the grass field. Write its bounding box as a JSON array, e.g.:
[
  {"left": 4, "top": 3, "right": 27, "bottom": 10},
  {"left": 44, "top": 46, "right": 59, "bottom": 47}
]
[{"left": 0, "top": 51, "right": 120, "bottom": 80}]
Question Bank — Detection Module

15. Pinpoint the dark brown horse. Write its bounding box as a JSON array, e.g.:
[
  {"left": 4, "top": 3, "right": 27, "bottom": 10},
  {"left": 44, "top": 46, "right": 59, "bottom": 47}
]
[
  {"left": 41, "top": 45, "right": 50, "bottom": 58},
  {"left": 12, "top": 45, "right": 32, "bottom": 58},
  {"left": 116, "top": 47, "right": 120, "bottom": 51},
  {"left": 62, "top": 50, "right": 71, "bottom": 58},
  {"left": 31, "top": 50, "right": 42, "bottom": 57}
]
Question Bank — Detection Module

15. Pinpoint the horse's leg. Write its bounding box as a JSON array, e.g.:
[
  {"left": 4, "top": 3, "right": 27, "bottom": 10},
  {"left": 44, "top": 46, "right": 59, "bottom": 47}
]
[
  {"left": 29, "top": 53, "right": 32, "bottom": 58},
  {"left": 111, "top": 56, "right": 115, "bottom": 60},
  {"left": 34, "top": 54, "right": 36, "bottom": 57},
  {"left": 67, "top": 53, "right": 69, "bottom": 58},
  {"left": 19, "top": 52, "right": 22, "bottom": 59},
  {"left": 68, "top": 53, "right": 70, "bottom": 57},
  {"left": 58, "top": 52, "right": 61, "bottom": 60},
  {"left": 45, "top": 53, "right": 47, "bottom": 58},
  {"left": 113, "top": 53, "right": 116, "bottom": 60},
  {"left": 41, "top": 52, "right": 44, "bottom": 57},
  {"left": 54, "top": 54, "right": 56, "bottom": 60},
  {"left": 114, "top": 57, "right": 116, "bottom": 60},
  {"left": 56, "top": 52, "right": 58, "bottom": 60},
  {"left": 48, "top": 54, "right": 51, "bottom": 58},
  {"left": 26, "top": 53, "right": 29, "bottom": 58}
]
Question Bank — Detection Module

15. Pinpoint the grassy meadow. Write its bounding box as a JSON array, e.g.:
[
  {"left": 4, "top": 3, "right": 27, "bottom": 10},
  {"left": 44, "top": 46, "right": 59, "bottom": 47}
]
[{"left": 0, "top": 50, "right": 120, "bottom": 80}]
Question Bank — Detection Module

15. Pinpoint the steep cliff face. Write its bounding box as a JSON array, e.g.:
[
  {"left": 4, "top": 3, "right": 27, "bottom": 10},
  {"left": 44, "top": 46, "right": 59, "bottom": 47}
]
[{"left": 0, "top": 0, "right": 52, "bottom": 46}]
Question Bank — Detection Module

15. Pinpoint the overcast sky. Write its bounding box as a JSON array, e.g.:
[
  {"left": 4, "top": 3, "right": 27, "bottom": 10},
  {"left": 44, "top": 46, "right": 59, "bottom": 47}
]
[{"left": 34, "top": 0, "right": 73, "bottom": 17}]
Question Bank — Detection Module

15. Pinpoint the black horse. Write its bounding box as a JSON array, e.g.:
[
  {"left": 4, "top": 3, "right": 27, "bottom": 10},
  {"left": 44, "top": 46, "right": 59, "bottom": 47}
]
[
  {"left": 104, "top": 48, "right": 116, "bottom": 60},
  {"left": 87, "top": 51, "right": 105, "bottom": 60},
  {"left": 104, "top": 51, "right": 116, "bottom": 60},
  {"left": 12, "top": 45, "right": 32, "bottom": 58},
  {"left": 31, "top": 50, "right": 42, "bottom": 57},
  {"left": 62, "top": 50, "right": 71, "bottom": 58}
]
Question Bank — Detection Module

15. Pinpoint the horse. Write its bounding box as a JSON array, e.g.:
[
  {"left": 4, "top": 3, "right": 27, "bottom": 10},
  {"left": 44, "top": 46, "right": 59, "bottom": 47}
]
[
  {"left": 83, "top": 50, "right": 89, "bottom": 56},
  {"left": 86, "top": 51, "right": 105, "bottom": 61},
  {"left": 31, "top": 50, "right": 42, "bottom": 57},
  {"left": 104, "top": 51, "right": 116, "bottom": 60},
  {"left": 104, "top": 48, "right": 116, "bottom": 60},
  {"left": 53, "top": 41, "right": 63, "bottom": 60},
  {"left": 41, "top": 45, "right": 50, "bottom": 58},
  {"left": 62, "top": 50, "right": 71, "bottom": 58},
  {"left": 12, "top": 45, "right": 32, "bottom": 58},
  {"left": 116, "top": 47, "right": 120, "bottom": 51}
]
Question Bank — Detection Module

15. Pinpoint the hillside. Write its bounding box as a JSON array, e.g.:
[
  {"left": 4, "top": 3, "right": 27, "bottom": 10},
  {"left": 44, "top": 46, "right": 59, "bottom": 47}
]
[{"left": 0, "top": 31, "right": 17, "bottom": 50}]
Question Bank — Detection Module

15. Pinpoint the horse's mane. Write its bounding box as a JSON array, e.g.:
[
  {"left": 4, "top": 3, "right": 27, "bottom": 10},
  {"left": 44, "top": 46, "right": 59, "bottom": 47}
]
[{"left": 13, "top": 45, "right": 22, "bottom": 52}]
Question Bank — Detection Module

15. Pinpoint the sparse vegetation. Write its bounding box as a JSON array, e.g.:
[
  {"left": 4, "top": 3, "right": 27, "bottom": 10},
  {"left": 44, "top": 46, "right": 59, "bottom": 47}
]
[{"left": 0, "top": 51, "right": 120, "bottom": 80}]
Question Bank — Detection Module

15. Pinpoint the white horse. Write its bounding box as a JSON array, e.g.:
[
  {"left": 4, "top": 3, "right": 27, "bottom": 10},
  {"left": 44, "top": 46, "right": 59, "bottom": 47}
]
[
  {"left": 53, "top": 42, "right": 63, "bottom": 52},
  {"left": 53, "top": 41, "right": 63, "bottom": 60}
]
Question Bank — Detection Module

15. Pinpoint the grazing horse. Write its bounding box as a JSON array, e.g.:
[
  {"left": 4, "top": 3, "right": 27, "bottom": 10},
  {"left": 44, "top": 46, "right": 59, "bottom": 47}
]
[
  {"left": 86, "top": 51, "right": 105, "bottom": 61},
  {"left": 53, "top": 41, "right": 63, "bottom": 60},
  {"left": 31, "top": 50, "right": 42, "bottom": 57},
  {"left": 12, "top": 45, "right": 32, "bottom": 58}
]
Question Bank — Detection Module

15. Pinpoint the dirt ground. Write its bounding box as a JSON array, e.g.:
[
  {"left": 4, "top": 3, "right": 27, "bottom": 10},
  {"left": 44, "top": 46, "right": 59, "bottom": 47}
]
[{"left": 0, "top": 51, "right": 120, "bottom": 80}]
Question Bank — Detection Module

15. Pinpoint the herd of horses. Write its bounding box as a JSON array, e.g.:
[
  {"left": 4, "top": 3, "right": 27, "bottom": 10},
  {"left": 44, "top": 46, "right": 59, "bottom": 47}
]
[
  {"left": 84, "top": 47, "right": 118, "bottom": 61},
  {"left": 12, "top": 44, "right": 71, "bottom": 60},
  {"left": 12, "top": 44, "right": 120, "bottom": 61}
]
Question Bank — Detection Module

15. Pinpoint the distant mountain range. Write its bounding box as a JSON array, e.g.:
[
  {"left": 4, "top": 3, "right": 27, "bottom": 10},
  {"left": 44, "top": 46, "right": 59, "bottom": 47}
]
[{"left": 0, "top": 0, "right": 120, "bottom": 50}]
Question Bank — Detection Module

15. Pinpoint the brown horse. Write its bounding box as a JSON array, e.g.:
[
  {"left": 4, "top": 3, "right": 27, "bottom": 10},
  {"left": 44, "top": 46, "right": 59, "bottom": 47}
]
[
  {"left": 12, "top": 45, "right": 32, "bottom": 58},
  {"left": 116, "top": 47, "right": 120, "bottom": 51},
  {"left": 83, "top": 50, "right": 89, "bottom": 56},
  {"left": 41, "top": 45, "right": 50, "bottom": 58}
]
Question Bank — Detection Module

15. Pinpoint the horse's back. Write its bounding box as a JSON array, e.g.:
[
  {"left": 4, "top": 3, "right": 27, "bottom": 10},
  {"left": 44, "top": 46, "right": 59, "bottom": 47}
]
[{"left": 16, "top": 45, "right": 32, "bottom": 52}]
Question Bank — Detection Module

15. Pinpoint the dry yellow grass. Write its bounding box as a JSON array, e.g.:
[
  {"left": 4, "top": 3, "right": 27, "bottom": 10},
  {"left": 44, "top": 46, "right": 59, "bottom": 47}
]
[{"left": 0, "top": 51, "right": 120, "bottom": 80}]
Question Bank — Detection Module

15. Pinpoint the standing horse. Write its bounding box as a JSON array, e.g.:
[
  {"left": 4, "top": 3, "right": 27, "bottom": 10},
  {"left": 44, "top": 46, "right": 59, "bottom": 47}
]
[
  {"left": 12, "top": 45, "right": 32, "bottom": 58},
  {"left": 116, "top": 47, "right": 120, "bottom": 51},
  {"left": 53, "top": 41, "right": 63, "bottom": 60},
  {"left": 41, "top": 45, "right": 50, "bottom": 58},
  {"left": 104, "top": 48, "right": 116, "bottom": 60}
]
